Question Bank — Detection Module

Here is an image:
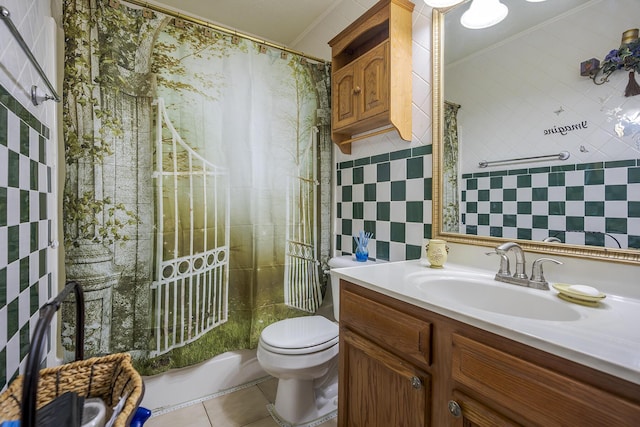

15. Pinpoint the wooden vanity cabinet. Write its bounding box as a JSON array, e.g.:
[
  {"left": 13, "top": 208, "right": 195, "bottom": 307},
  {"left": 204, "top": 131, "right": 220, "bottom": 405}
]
[
  {"left": 339, "top": 280, "right": 640, "bottom": 427},
  {"left": 328, "top": 0, "right": 414, "bottom": 154}
]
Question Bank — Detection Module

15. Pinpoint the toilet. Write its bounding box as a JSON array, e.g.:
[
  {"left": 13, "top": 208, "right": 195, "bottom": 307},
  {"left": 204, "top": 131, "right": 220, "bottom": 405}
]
[{"left": 256, "top": 255, "right": 378, "bottom": 425}]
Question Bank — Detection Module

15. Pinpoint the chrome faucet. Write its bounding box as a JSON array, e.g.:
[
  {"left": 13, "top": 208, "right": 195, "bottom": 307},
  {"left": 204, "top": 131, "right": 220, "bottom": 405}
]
[{"left": 489, "top": 242, "right": 562, "bottom": 289}]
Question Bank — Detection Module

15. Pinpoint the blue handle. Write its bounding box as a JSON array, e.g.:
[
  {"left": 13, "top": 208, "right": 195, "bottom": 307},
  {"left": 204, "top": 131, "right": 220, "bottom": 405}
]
[{"left": 130, "top": 407, "right": 152, "bottom": 427}]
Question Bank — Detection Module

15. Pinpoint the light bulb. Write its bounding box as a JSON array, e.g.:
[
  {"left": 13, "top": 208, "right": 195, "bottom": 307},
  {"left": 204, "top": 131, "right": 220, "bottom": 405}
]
[{"left": 460, "top": 0, "right": 508, "bottom": 29}]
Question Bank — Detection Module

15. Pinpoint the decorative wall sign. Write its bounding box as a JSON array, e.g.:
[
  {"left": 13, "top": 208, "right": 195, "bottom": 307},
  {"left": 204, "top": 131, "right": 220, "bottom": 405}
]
[{"left": 544, "top": 121, "right": 588, "bottom": 136}]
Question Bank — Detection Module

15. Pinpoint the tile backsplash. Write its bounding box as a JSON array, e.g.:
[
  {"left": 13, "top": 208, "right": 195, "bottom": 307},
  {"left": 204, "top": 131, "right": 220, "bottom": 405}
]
[
  {"left": 335, "top": 145, "right": 433, "bottom": 261},
  {"left": 461, "top": 159, "right": 640, "bottom": 248}
]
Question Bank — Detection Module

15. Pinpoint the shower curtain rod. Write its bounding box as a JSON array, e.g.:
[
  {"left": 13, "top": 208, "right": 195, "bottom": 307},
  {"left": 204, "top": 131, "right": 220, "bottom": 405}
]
[
  {"left": 0, "top": 6, "right": 61, "bottom": 105},
  {"left": 121, "top": 0, "right": 328, "bottom": 64}
]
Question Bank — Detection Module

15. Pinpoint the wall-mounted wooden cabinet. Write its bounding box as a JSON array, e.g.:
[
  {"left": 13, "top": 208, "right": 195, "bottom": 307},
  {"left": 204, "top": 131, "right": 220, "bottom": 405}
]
[{"left": 328, "top": 0, "right": 414, "bottom": 154}]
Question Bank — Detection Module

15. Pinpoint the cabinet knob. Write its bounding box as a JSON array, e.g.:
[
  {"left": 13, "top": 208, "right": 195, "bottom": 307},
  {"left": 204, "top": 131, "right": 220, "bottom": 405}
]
[
  {"left": 353, "top": 86, "right": 361, "bottom": 94},
  {"left": 410, "top": 376, "right": 422, "bottom": 390},
  {"left": 447, "top": 400, "right": 462, "bottom": 417}
]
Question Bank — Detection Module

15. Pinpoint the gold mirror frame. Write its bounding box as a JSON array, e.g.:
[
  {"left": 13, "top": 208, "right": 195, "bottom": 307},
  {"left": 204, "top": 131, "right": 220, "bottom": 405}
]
[{"left": 430, "top": 8, "right": 640, "bottom": 265}]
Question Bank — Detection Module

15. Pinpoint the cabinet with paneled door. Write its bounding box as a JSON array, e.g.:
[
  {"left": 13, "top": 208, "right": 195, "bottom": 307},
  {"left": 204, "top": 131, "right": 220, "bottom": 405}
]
[
  {"left": 338, "top": 279, "right": 640, "bottom": 426},
  {"left": 328, "top": 0, "right": 413, "bottom": 154}
]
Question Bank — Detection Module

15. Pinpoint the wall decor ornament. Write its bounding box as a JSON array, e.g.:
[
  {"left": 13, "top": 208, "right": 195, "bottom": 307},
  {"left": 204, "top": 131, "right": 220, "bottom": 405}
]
[{"left": 587, "top": 29, "right": 640, "bottom": 97}]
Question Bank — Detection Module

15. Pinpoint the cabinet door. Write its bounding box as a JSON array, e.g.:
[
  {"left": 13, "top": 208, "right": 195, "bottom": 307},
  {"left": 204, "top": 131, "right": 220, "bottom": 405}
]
[
  {"left": 447, "top": 391, "right": 520, "bottom": 427},
  {"left": 339, "top": 329, "right": 430, "bottom": 427},
  {"left": 332, "top": 63, "right": 358, "bottom": 130},
  {"left": 358, "top": 42, "right": 389, "bottom": 121}
]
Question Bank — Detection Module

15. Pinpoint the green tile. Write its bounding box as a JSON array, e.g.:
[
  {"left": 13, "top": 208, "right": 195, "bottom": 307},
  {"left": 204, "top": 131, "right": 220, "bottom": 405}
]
[
  {"left": 364, "top": 183, "right": 376, "bottom": 201},
  {"left": 30, "top": 283, "right": 39, "bottom": 316},
  {"left": 628, "top": 235, "right": 640, "bottom": 249},
  {"left": 548, "top": 201, "right": 565, "bottom": 215},
  {"left": 424, "top": 223, "right": 432, "bottom": 239},
  {"left": 8, "top": 150, "right": 19, "bottom": 188},
  {"left": 529, "top": 167, "right": 550, "bottom": 174},
  {"left": 585, "top": 232, "right": 605, "bottom": 247},
  {"left": 8, "top": 297, "right": 18, "bottom": 338},
  {"left": 533, "top": 215, "right": 548, "bottom": 229},
  {"left": 20, "top": 324, "right": 30, "bottom": 360},
  {"left": 31, "top": 222, "right": 38, "bottom": 253},
  {"left": 490, "top": 202, "right": 502, "bottom": 213},
  {"left": 566, "top": 217, "right": 584, "bottom": 232},
  {"left": 517, "top": 228, "right": 532, "bottom": 240},
  {"left": 20, "top": 258, "right": 29, "bottom": 292},
  {"left": 335, "top": 235, "right": 341, "bottom": 251},
  {"left": 0, "top": 268, "right": 5, "bottom": 308},
  {"left": 629, "top": 167, "right": 640, "bottom": 183},
  {"left": 585, "top": 201, "right": 604, "bottom": 216},
  {"left": 489, "top": 170, "right": 508, "bottom": 177},
  {"left": 508, "top": 168, "right": 528, "bottom": 176},
  {"left": 376, "top": 241, "right": 389, "bottom": 261},
  {"left": 490, "top": 227, "right": 502, "bottom": 237},
  {"left": 339, "top": 160, "right": 353, "bottom": 169},
  {"left": 42, "top": 125, "right": 50, "bottom": 139},
  {"left": 566, "top": 186, "right": 584, "bottom": 201},
  {"left": 20, "top": 189, "right": 29, "bottom": 223},
  {"left": 629, "top": 201, "right": 640, "bottom": 217},
  {"left": 478, "top": 190, "right": 489, "bottom": 201},
  {"left": 606, "top": 218, "right": 627, "bottom": 234},
  {"left": 467, "top": 179, "right": 477, "bottom": 190},
  {"left": 503, "top": 214, "right": 516, "bottom": 227},
  {"left": 478, "top": 214, "right": 489, "bottom": 225},
  {"left": 336, "top": 202, "right": 342, "bottom": 218},
  {"left": 20, "top": 121, "right": 29, "bottom": 156},
  {"left": 548, "top": 172, "right": 565, "bottom": 187},
  {"left": 0, "top": 349, "right": 5, "bottom": 388},
  {"left": 8, "top": 225, "right": 19, "bottom": 263},
  {"left": 406, "top": 201, "right": 423, "bottom": 222},
  {"left": 406, "top": 244, "right": 422, "bottom": 260},
  {"left": 39, "top": 135, "right": 46, "bottom": 163},
  {"left": 371, "top": 153, "right": 389, "bottom": 164},
  {"left": 353, "top": 167, "right": 364, "bottom": 185},
  {"left": 407, "top": 157, "right": 423, "bottom": 179},
  {"left": 424, "top": 178, "right": 432, "bottom": 200},
  {"left": 503, "top": 188, "right": 516, "bottom": 201},
  {"left": 532, "top": 188, "right": 548, "bottom": 201},
  {"left": 490, "top": 177, "right": 503, "bottom": 189},
  {"left": 364, "top": 221, "right": 376, "bottom": 236},
  {"left": 390, "top": 149, "right": 412, "bottom": 160},
  {"left": 0, "top": 187, "right": 6, "bottom": 226},
  {"left": 461, "top": 191, "right": 466, "bottom": 202},
  {"left": 517, "top": 202, "right": 531, "bottom": 214},
  {"left": 412, "top": 145, "right": 431, "bottom": 156},
  {"left": 473, "top": 172, "right": 489, "bottom": 178},
  {"left": 462, "top": 173, "right": 473, "bottom": 179},
  {"left": 390, "top": 222, "right": 405, "bottom": 242},
  {"left": 585, "top": 169, "right": 604, "bottom": 185},
  {"left": 517, "top": 175, "right": 531, "bottom": 188},
  {"left": 377, "top": 202, "right": 390, "bottom": 221},
  {"left": 605, "top": 185, "right": 626, "bottom": 200},
  {"left": 40, "top": 249, "right": 47, "bottom": 279},
  {"left": 466, "top": 225, "right": 477, "bottom": 235},
  {"left": 466, "top": 202, "right": 477, "bottom": 213},
  {"left": 336, "top": 170, "right": 342, "bottom": 187},
  {"left": 377, "top": 163, "right": 390, "bottom": 182},
  {"left": 353, "top": 202, "right": 363, "bottom": 219},
  {"left": 577, "top": 162, "right": 603, "bottom": 170},
  {"left": 342, "top": 186, "right": 352, "bottom": 202},
  {"left": 0, "top": 105, "right": 7, "bottom": 146},
  {"left": 551, "top": 164, "right": 575, "bottom": 172},
  {"left": 342, "top": 219, "right": 352, "bottom": 236},
  {"left": 30, "top": 159, "right": 38, "bottom": 191},
  {"left": 391, "top": 181, "right": 406, "bottom": 201},
  {"left": 354, "top": 157, "right": 370, "bottom": 167},
  {"left": 605, "top": 159, "right": 635, "bottom": 168}
]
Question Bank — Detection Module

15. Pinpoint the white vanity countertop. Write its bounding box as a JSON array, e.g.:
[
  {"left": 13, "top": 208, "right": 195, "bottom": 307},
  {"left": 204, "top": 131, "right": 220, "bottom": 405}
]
[{"left": 331, "top": 259, "right": 640, "bottom": 385}]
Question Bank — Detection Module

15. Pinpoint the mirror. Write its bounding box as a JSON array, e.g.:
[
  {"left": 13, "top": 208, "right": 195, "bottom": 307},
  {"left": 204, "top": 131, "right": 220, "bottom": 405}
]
[{"left": 432, "top": 0, "right": 640, "bottom": 264}]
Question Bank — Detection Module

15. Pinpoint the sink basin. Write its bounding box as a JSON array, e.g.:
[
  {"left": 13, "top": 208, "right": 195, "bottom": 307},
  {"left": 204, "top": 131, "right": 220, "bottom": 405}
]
[{"left": 408, "top": 273, "right": 582, "bottom": 321}]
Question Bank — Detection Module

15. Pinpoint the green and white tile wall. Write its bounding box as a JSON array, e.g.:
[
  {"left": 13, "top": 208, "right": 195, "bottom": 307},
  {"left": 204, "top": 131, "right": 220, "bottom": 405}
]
[
  {"left": 335, "top": 145, "right": 433, "bottom": 261},
  {"left": 0, "top": 85, "right": 53, "bottom": 391},
  {"left": 461, "top": 161, "right": 640, "bottom": 249}
]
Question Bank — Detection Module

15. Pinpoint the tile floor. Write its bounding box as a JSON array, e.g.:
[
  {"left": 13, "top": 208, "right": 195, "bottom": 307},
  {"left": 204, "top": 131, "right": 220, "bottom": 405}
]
[{"left": 145, "top": 377, "right": 338, "bottom": 427}]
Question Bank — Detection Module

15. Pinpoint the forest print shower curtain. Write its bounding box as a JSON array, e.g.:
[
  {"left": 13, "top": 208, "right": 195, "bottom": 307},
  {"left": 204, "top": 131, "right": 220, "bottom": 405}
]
[{"left": 62, "top": 0, "right": 332, "bottom": 374}]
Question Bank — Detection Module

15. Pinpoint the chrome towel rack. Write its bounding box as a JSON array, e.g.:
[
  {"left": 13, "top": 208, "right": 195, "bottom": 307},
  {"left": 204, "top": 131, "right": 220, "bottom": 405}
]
[
  {"left": 1, "top": 5, "right": 60, "bottom": 106},
  {"left": 478, "top": 151, "right": 570, "bottom": 168}
]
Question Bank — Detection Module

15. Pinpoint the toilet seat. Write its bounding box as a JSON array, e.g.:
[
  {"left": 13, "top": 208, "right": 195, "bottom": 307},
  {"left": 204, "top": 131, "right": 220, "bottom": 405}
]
[{"left": 260, "top": 316, "right": 338, "bottom": 355}]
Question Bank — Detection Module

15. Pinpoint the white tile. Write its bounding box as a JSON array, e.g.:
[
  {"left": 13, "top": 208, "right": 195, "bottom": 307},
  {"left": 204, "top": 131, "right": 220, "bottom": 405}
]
[
  {"left": 605, "top": 201, "right": 626, "bottom": 218},
  {"left": 375, "top": 181, "right": 390, "bottom": 201},
  {"left": 375, "top": 221, "right": 390, "bottom": 241},
  {"left": 390, "top": 158, "right": 406, "bottom": 181},
  {"left": 405, "top": 222, "right": 422, "bottom": 246},
  {"left": 405, "top": 178, "right": 422, "bottom": 200},
  {"left": 363, "top": 201, "right": 376, "bottom": 220},
  {"left": 363, "top": 163, "right": 376, "bottom": 183},
  {"left": 388, "top": 242, "right": 405, "bottom": 262},
  {"left": 390, "top": 201, "right": 405, "bottom": 222},
  {"left": 352, "top": 183, "right": 364, "bottom": 202}
]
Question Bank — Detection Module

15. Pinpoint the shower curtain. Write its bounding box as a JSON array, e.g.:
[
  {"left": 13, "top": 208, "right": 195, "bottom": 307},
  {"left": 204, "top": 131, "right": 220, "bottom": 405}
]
[{"left": 62, "top": 0, "right": 332, "bottom": 374}]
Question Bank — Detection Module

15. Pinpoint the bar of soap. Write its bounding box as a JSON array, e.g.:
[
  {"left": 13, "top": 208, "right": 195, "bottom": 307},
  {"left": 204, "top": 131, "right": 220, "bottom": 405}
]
[{"left": 568, "top": 284, "right": 600, "bottom": 296}]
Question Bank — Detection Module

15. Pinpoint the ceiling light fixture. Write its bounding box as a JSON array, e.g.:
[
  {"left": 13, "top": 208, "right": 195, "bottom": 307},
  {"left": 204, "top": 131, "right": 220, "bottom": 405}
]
[
  {"left": 460, "top": 0, "right": 508, "bottom": 29},
  {"left": 423, "top": 0, "right": 464, "bottom": 7}
]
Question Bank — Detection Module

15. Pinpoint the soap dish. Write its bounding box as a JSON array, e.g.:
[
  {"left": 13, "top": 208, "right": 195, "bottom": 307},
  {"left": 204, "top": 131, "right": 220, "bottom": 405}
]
[{"left": 552, "top": 283, "right": 606, "bottom": 307}]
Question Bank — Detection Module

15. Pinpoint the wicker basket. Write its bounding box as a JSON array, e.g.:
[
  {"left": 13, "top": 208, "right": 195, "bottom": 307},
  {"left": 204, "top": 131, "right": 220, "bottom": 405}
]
[{"left": 0, "top": 282, "right": 144, "bottom": 427}]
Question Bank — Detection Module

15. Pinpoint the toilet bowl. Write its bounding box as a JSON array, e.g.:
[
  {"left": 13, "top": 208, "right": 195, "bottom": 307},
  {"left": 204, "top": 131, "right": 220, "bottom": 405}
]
[{"left": 256, "top": 255, "right": 378, "bottom": 425}]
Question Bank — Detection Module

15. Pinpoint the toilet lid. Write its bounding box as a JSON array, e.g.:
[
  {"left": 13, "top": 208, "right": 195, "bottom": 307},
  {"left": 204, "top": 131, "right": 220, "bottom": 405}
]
[{"left": 260, "top": 316, "right": 338, "bottom": 354}]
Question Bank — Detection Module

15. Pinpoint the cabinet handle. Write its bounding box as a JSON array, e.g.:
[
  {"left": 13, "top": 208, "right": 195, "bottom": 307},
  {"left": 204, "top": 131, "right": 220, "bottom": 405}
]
[
  {"left": 410, "top": 376, "right": 422, "bottom": 390},
  {"left": 353, "top": 86, "right": 361, "bottom": 94},
  {"left": 447, "top": 400, "right": 462, "bottom": 418}
]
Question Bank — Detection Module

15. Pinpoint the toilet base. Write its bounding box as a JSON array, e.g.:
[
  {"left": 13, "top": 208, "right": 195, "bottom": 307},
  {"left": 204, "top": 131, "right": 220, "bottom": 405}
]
[
  {"left": 270, "top": 375, "right": 338, "bottom": 426},
  {"left": 268, "top": 399, "right": 337, "bottom": 427}
]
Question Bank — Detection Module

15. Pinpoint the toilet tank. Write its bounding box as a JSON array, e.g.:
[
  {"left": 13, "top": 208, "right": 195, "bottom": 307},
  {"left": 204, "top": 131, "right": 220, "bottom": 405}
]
[{"left": 328, "top": 255, "right": 379, "bottom": 321}]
